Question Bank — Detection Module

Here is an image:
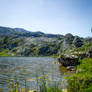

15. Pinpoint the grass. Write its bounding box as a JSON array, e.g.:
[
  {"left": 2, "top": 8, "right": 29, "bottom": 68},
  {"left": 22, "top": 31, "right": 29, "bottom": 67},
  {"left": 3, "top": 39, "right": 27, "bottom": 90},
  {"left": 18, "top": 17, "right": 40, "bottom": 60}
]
[
  {"left": 0, "top": 49, "right": 9, "bottom": 56},
  {"left": 74, "top": 42, "right": 92, "bottom": 53},
  {"left": 67, "top": 58, "right": 92, "bottom": 92}
]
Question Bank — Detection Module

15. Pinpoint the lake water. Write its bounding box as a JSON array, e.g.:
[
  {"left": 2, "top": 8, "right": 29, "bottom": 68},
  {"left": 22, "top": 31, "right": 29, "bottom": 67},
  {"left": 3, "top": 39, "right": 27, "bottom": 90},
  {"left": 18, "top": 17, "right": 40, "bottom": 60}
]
[{"left": 0, "top": 57, "right": 67, "bottom": 92}]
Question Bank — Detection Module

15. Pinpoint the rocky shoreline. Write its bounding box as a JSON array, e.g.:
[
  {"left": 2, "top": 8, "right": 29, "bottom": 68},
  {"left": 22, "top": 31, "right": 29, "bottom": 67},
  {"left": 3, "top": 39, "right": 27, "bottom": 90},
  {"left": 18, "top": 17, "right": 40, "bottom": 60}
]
[
  {"left": 57, "top": 48, "right": 92, "bottom": 71},
  {"left": 57, "top": 55, "right": 78, "bottom": 71}
]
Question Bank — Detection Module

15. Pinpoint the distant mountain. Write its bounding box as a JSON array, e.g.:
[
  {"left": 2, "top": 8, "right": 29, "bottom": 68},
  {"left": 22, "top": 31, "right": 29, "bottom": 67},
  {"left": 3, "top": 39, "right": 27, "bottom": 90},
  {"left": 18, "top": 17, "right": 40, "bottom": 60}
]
[
  {"left": 14, "top": 28, "right": 29, "bottom": 33},
  {"left": 0, "top": 26, "right": 28, "bottom": 35},
  {"left": 0, "top": 26, "right": 62, "bottom": 38},
  {"left": 0, "top": 26, "right": 92, "bottom": 57}
]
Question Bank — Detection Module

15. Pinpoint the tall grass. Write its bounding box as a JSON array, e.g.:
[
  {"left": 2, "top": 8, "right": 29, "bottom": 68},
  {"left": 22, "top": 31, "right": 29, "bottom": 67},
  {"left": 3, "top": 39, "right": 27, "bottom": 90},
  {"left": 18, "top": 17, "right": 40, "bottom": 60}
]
[{"left": 67, "top": 58, "right": 92, "bottom": 92}]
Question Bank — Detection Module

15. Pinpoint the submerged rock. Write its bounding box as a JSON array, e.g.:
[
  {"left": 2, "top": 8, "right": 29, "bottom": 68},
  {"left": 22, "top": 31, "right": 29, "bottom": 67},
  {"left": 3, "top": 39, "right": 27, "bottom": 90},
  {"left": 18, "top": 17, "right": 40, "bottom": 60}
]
[{"left": 66, "top": 66, "right": 76, "bottom": 71}]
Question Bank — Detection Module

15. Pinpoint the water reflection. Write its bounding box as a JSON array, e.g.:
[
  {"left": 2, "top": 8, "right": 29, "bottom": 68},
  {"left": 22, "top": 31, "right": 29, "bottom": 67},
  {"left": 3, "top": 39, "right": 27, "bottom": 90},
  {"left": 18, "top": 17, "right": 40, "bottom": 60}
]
[{"left": 0, "top": 57, "right": 64, "bottom": 92}]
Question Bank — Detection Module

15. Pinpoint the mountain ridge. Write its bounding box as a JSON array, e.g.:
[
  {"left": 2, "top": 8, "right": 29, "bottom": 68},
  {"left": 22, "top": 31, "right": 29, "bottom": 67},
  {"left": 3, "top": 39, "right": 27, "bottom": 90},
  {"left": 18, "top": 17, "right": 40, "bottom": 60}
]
[
  {"left": 0, "top": 26, "right": 92, "bottom": 57},
  {"left": 0, "top": 26, "right": 62, "bottom": 38}
]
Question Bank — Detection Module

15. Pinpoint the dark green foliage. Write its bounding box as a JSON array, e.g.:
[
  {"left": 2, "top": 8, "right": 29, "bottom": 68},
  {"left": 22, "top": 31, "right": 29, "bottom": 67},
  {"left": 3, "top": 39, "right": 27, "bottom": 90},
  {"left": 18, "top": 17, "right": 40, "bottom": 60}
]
[
  {"left": 0, "top": 35, "right": 25, "bottom": 56},
  {"left": 38, "top": 43, "right": 59, "bottom": 56}
]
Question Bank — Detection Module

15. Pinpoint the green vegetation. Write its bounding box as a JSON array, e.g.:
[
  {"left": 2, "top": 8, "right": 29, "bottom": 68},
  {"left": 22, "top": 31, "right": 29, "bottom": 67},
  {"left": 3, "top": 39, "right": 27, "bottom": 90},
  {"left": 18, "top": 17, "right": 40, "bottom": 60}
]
[
  {"left": 68, "top": 58, "right": 92, "bottom": 92},
  {"left": 0, "top": 26, "right": 92, "bottom": 92},
  {"left": 75, "top": 42, "right": 92, "bottom": 53},
  {"left": 0, "top": 34, "right": 60, "bottom": 57},
  {"left": 0, "top": 27, "right": 92, "bottom": 57},
  {"left": 0, "top": 49, "right": 9, "bottom": 56}
]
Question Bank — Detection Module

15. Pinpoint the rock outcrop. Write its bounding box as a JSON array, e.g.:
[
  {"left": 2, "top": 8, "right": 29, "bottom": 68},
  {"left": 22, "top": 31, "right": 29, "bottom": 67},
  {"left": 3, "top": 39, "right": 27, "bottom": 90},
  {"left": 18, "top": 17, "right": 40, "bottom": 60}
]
[
  {"left": 63, "top": 33, "right": 74, "bottom": 50},
  {"left": 87, "top": 48, "right": 92, "bottom": 58},
  {"left": 73, "top": 36, "right": 83, "bottom": 47},
  {"left": 58, "top": 55, "right": 79, "bottom": 67},
  {"left": 58, "top": 48, "right": 92, "bottom": 69}
]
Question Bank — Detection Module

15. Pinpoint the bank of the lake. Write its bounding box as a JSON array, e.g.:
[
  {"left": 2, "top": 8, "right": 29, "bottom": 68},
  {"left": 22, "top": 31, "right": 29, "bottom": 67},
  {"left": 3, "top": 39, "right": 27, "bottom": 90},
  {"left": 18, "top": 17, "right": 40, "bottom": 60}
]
[{"left": 67, "top": 58, "right": 92, "bottom": 92}]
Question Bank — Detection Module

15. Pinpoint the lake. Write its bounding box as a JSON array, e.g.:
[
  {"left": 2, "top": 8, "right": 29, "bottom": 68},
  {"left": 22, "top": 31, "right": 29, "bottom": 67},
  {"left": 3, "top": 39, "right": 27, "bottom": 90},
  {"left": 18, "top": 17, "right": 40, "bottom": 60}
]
[{"left": 0, "top": 57, "right": 67, "bottom": 92}]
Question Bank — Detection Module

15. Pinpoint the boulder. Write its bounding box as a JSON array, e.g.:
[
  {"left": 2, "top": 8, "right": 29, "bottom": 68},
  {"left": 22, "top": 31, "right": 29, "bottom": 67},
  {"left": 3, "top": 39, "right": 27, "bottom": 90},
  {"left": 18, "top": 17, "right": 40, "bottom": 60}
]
[
  {"left": 73, "top": 36, "right": 83, "bottom": 47},
  {"left": 87, "top": 48, "right": 92, "bottom": 58},
  {"left": 85, "top": 37, "right": 92, "bottom": 42},
  {"left": 64, "top": 33, "right": 74, "bottom": 44},
  {"left": 58, "top": 55, "right": 79, "bottom": 67},
  {"left": 63, "top": 33, "right": 74, "bottom": 50},
  {"left": 66, "top": 66, "right": 76, "bottom": 71}
]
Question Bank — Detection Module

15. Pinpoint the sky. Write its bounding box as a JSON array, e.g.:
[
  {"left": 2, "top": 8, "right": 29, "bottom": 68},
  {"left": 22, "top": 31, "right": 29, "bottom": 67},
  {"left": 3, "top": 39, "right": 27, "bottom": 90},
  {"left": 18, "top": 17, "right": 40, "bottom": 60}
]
[{"left": 0, "top": 0, "right": 92, "bottom": 37}]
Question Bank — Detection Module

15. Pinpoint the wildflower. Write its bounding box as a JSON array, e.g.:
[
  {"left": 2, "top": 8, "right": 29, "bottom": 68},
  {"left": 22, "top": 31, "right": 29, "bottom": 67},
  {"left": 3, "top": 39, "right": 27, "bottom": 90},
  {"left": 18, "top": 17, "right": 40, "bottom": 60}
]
[
  {"left": 27, "top": 78, "right": 35, "bottom": 81},
  {"left": 15, "top": 83, "right": 17, "bottom": 87},
  {"left": 64, "top": 73, "right": 66, "bottom": 75},
  {"left": 38, "top": 76, "right": 43, "bottom": 80},
  {"left": 45, "top": 74, "right": 48, "bottom": 77},
  {"left": 64, "top": 77, "right": 66, "bottom": 79},
  {"left": 10, "top": 78, "right": 14, "bottom": 80}
]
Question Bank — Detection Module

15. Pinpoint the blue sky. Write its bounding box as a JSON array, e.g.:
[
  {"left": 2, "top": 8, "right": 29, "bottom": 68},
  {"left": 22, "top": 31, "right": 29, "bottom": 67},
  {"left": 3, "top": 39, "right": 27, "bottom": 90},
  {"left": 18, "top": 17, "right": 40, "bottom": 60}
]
[{"left": 0, "top": 0, "right": 92, "bottom": 37}]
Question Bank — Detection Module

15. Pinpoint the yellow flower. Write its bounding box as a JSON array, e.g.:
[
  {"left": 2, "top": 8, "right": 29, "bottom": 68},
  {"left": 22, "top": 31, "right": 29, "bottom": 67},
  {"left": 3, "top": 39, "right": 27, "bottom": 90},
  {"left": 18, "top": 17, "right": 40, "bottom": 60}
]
[
  {"left": 45, "top": 74, "right": 48, "bottom": 77},
  {"left": 27, "top": 78, "right": 35, "bottom": 81},
  {"left": 10, "top": 78, "right": 14, "bottom": 80},
  {"left": 64, "top": 73, "right": 66, "bottom": 75},
  {"left": 38, "top": 76, "right": 43, "bottom": 80},
  {"left": 15, "top": 84, "right": 17, "bottom": 87}
]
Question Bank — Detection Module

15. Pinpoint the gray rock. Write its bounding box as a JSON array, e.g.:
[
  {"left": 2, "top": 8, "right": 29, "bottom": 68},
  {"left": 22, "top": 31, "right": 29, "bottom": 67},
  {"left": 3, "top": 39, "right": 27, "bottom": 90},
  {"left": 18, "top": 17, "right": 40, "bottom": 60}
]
[
  {"left": 63, "top": 33, "right": 74, "bottom": 50},
  {"left": 73, "top": 36, "right": 83, "bottom": 47},
  {"left": 58, "top": 55, "right": 79, "bottom": 67},
  {"left": 66, "top": 66, "right": 76, "bottom": 71},
  {"left": 87, "top": 48, "right": 92, "bottom": 58}
]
